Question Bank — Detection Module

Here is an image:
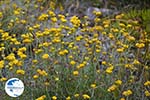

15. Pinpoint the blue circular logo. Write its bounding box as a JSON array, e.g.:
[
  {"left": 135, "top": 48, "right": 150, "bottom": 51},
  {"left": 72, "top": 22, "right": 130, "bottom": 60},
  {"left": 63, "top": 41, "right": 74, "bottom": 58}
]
[{"left": 5, "top": 78, "right": 24, "bottom": 97}]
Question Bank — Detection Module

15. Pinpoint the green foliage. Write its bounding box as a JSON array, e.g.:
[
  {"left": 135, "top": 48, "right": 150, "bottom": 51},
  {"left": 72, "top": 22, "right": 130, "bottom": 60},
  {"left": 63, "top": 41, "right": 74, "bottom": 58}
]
[{"left": 124, "top": 9, "right": 150, "bottom": 32}]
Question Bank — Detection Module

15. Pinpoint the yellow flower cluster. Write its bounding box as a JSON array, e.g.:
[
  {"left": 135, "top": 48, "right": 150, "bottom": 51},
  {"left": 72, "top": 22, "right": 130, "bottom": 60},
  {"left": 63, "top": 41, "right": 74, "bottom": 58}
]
[
  {"left": 115, "top": 80, "right": 122, "bottom": 85},
  {"left": 21, "top": 33, "right": 33, "bottom": 44},
  {"left": 38, "top": 14, "right": 49, "bottom": 21},
  {"left": 0, "top": 77, "right": 7, "bottom": 81},
  {"left": 33, "top": 74, "right": 39, "bottom": 79},
  {"left": 107, "top": 84, "right": 117, "bottom": 92},
  {"left": 16, "top": 69, "right": 25, "bottom": 75},
  {"left": 70, "top": 16, "right": 81, "bottom": 27},
  {"left": 70, "top": 60, "right": 76, "bottom": 65},
  {"left": 108, "top": 80, "right": 122, "bottom": 92},
  {"left": 52, "top": 96, "right": 57, "bottom": 100},
  {"left": 122, "top": 90, "right": 133, "bottom": 96},
  {"left": 17, "top": 47, "right": 27, "bottom": 59},
  {"left": 0, "top": 60, "right": 4, "bottom": 69},
  {"left": 42, "top": 53, "right": 49, "bottom": 59},
  {"left": 0, "top": 12, "right": 3, "bottom": 18},
  {"left": 145, "top": 90, "right": 150, "bottom": 96},
  {"left": 58, "top": 49, "right": 68, "bottom": 56},
  {"left": 76, "top": 62, "right": 86, "bottom": 69},
  {"left": 90, "top": 83, "right": 97, "bottom": 89},
  {"left": 106, "top": 65, "right": 114, "bottom": 74},
  {"left": 36, "top": 95, "right": 46, "bottom": 100},
  {"left": 73, "top": 70, "right": 79, "bottom": 76},
  {"left": 5, "top": 53, "right": 23, "bottom": 67},
  {"left": 144, "top": 81, "right": 150, "bottom": 86},
  {"left": 37, "top": 69, "right": 48, "bottom": 76},
  {"left": 82, "top": 94, "right": 90, "bottom": 99},
  {"left": 135, "top": 43, "right": 145, "bottom": 48}
]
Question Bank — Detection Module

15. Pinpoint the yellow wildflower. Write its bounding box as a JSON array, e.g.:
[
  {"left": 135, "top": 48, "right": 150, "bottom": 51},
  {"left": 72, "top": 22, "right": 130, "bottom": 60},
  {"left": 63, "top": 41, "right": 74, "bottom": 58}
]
[
  {"left": 0, "top": 12, "right": 3, "bottom": 18},
  {"left": 93, "top": 25, "right": 103, "bottom": 31},
  {"left": 35, "top": 49, "right": 43, "bottom": 54},
  {"left": 77, "top": 63, "right": 85, "bottom": 69},
  {"left": 33, "top": 24, "right": 40, "bottom": 29},
  {"left": 133, "top": 59, "right": 140, "bottom": 65},
  {"left": 51, "top": 17, "right": 57, "bottom": 22},
  {"left": 74, "top": 94, "right": 79, "bottom": 98},
  {"left": 96, "top": 49, "right": 101, "bottom": 53},
  {"left": 82, "top": 94, "right": 90, "bottom": 99},
  {"left": 107, "top": 84, "right": 117, "bottom": 92},
  {"left": 55, "top": 77, "right": 59, "bottom": 81},
  {"left": 16, "top": 69, "right": 25, "bottom": 75},
  {"left": 23, "top": 38, "right": 32, "bottom": 43},
  {"left": 66, "top": 96, "right": 71, "bottom": 100},
  {"left": 109, "top": 33, "right": 114, "bottom": 39},
  {"left": 106, "top": 66, "right": 114, "bottom": 74},
  {"left": 5, "top": 53, "right": 16, "bottom": 61},
  {"left": 42, "top": 54, "right": 49, "bottom": 59},
  {"left": 37, "top": 69, "right": 48, "bottom": 76},
  {"left": 42, "top": 42, "right": 49, "bottom": 47},
  {"left": 36, "top": 95, "right": 46, "bottom": 100},
  {"left": 120, "top": 98, "right": 126, "bottom": 100},
  {"left": 70, "top": 16, "right": 81, "bottom": 27},
  {"left": 73, "top": 71, "right": 79, "bottom": 76},
  {"left": 64, "top": 49, "right": 68, "bottom": 54},
  {"left": 145, "top": 90, "right": 150, "bottom": 96},
  {"left": 20, "top": 20, "right": 26, "bottom": 24},
  {"left": 115, "top": 14, "right": 124, "bottom": 19},
  {"left": 38, "top": 13, "right": 49, "bottom": 21},
  {"left": 58, "top": 51, "right": 64, "bottom": 55},
  {"left": 102, "top": 61, "right": 106, "bottom": 65},
  {"left": 70, "top": 60, "right": 76, "bottom": 65},
  {"left": 125, "top": 64, "right": 133, "bottom": 69},
  {"left": 127, "top": 36, "right": 135, "bottom": 41},
  {"left": 44, "top": 82, "right": 50, "bottom": 86},
  {"left": 76, "top": 36, "right": 83, "bottom": 41},
  {"left": 32, "top": 59, "right": 38, "bottom": 64},
  {"left": 144, "top": 81, "right": 150, "bottom": 86},
  {"left": 60, "top": 18, "right": 67, "bottom": 23},
  {"left": 18, "top": 47, "right": 27, "bottom": 52},
  {"left": 17, "top": 51, "right": 27, "bottom": 59},
  {"left": 94, "top": 18, "right": 101, "bottom": 23},
  {"left": 93, "top": 11, "right": 102, "bottom": 16},
  {"left": 59, "top": 49, "right": 68, "bottom": 56},
  {"left": 103, "top": 20, "right": 110, "bottom": 25},
  {"left": 0, "top": 77, "right": 7, "bottom": 81},
  {"left": 90, "top": 83, "right": 96, "bottom": 89},
  {"left": 52, "top": 96, "right": 57, "bottom": 100},
  {"left": 135, "top": 43, "right": 145, "bottom": 48},
  {"left": 127, "top": 24, "right": 132, "bottom": 28},
  {"left": 48, "top": 10, "right": 56, "bottom": 17},
  {"left": 119, "top": 23, "right": 126, "bottom": 27},
  {"left": 0, "top": 60, "right": 4, "bottom": 69},
  {"left": 122, "top": 90, "right": 133, "bottom": 96},
  {"left": 97, "top": 70, "right": 101, "bottom": 73},
  {"left": 33, "top": 75, "right": 39, "bottom": 79},
  {"left": 14, "top": 10, "right": 20, "bottom": 15},
  {"left": 115, "top": 80, "right": 122, "bottom": 85},
  {"left": 117, "top": 48, "right": 124, "bottom": 53},
  {"left": 16, "top": 60, "right": 23, "bottom": 67}
]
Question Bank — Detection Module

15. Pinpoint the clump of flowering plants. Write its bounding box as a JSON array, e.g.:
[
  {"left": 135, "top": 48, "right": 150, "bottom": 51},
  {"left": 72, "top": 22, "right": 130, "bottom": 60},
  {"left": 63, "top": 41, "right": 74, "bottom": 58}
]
[{"left": 0, "top": 0, "right": 150, "bottom": 100}]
